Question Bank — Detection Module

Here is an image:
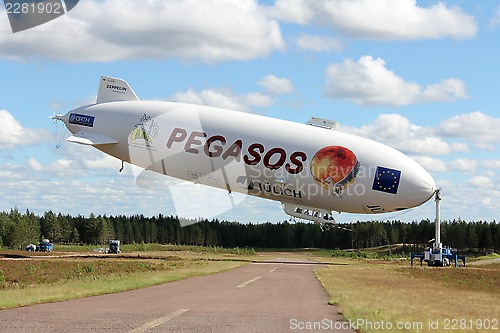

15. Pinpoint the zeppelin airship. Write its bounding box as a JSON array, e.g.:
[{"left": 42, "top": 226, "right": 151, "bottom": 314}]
[{"left": 52, "top": 76, "right": 436, "bottom": 229}]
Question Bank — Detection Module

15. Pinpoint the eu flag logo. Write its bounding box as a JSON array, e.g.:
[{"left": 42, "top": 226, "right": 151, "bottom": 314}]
[{"left": 372, "top": 166, "right": 401, "bottom": 194}]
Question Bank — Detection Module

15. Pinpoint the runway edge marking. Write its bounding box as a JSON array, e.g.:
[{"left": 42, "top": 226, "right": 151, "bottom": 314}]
[{"left": 126, "top": 308, "right": 190, "bottom": 333}]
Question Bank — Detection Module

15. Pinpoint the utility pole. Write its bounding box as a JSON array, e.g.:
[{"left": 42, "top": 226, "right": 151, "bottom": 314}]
[{"left": 434, "top": 189, "right": 441, "bottom": 251}]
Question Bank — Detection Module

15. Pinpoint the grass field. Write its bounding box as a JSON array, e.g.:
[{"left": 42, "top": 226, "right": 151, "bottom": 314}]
[
  {"left": 315, "top": 254, "right": 499, "bottom": 333},
  {"left": 0, "top": 245, "right": 252, "bottom": 309},
  {"left": 1, "top": 245, "right": 499, "bottom": 333}
]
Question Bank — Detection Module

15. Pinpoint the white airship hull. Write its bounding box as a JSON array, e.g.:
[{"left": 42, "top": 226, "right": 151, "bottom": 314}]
[{"left": 57, "top": 77, "right": 436, "bottom": 221}]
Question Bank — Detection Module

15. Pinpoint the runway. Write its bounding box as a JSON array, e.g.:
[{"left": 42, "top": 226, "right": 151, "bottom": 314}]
[{"left": 0, "top": 259, "right": 354, "bottom": 332}]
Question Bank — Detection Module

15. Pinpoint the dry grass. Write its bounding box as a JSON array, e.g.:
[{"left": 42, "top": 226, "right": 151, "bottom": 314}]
[
  {"left": 0, "top": 257, "right": 181, "bottom": 288},
  {"left": 315, "top": 260, "right": 499, "bottom": 333},
  {"left": 0, "top": 254, "right": 245, "bottom": 309}
]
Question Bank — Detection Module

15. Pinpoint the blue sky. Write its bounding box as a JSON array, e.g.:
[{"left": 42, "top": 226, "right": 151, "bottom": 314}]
[{"left": 0, "top": 0, "right": 498, "bottom": 224}]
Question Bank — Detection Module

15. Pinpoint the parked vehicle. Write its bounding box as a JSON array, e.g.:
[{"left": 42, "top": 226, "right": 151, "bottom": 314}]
[{"left": 38, "top": 239, "right": 53, "bottom": 252}]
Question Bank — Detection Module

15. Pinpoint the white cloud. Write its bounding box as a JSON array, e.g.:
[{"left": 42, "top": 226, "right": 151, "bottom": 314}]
[
  {"left": 341, "top": 113, "right": 465, "bottom": 155},
  {"left": 264, "top": 0, "right": 314, "bottom": 25},
  {"left": 0, "top": 0, "right": 475, "bottom": 63},
  {"left": 421, "top": 79, "right": 468, "bottom": 102},
  {"left": 0, "top": 169, "right": 22, "bottom": 180},
  {"left": 467, "top": 176, "right": 493, "bottom": 188},
  {"left": 258, "top": 75, "right": 294, "bottom": 95},
  {"left": 396, "top": 155, "right": 500, "bottom": 175},
  {"left": 24, "top": 144, "right": 122, "bottom": 182},
  {"left": 170, "top": 90, "right": 205, "bottom": 106},
  {"left": 83, "top": 154, "right": 121, "bottom": 170},
  {"left": 0, "top": 0, "right": 285, "bottom": 63},
  {"left": 48, "top": 101, "right": 63, "bottom": 110},
  {"left": 169, "top": 75, "right": 286, "bottom": 111},
  {"left": 450, "top": 142, "right": 469, "bottom": 153},
  {"left": 488, "top": 5, "right": 500, "bottom": 28},
  {"left": 268, "top": 0, "right": 476, "bottom": 40},
  {"left": 483, "top": 160, "right": 500, "bottom": 170},
  {"left": 28, "top": 158, "right": 75, "bottom": 173},
  {"left": 295, "top": 34, "right": 343, "bottom": 52},
  {"left": 27, "top": 158, "right": 43, "bottom": 171},
  {"left": 171, "top": 88, "right": 273, "bottom": 112},
  {"left": 482, "top": 197, "right": 492, "bottom": 206},
  {"left": 323, "top": 0, "right": 476, "bottom": 40},
  {"left": 434, "top": 178, "right": 499, "bottom": 220},
  {"left": 448, "top": 158, "right": 478, "bottom": 172},
  {"left": 0, "top": 154, "right": 260, "bottom": 221},
  {"left": 325, "top": 56, "right": 468, "bottom": 106},
  {"left": 172, "top": 88, "right": 246, "bottom": 111},
  {"left": 437, "top": 111, "right": 500, "bottom": 147},
  {"left": 403, "top": 137, "right": 452, "bottom": 155},
  {"left": 243, "top": 93, "right": 274, "bottom": 107},
  {"left": 0, "top": 110, "right": 50, "bottom": 149},
  {"left": 411, "top": 156, "right": 447, "bottom": 173}
]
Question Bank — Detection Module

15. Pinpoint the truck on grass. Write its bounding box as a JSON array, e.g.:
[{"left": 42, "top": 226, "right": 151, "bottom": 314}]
[
  {"left": 38, "top": 239, "right": 53, "bottom": 252},
  {"left": 108, "top": 240, "right": 120, "bottom": 254}
]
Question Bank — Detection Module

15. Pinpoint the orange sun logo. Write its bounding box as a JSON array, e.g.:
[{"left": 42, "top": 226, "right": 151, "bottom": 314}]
[{"left": 310, "top": 146, "right": 360, "bottom": 194}]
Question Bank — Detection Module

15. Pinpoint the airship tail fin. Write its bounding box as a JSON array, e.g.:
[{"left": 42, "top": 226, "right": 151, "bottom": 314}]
[
  {"left": 97, "top": 76, "right": 140, "bottom": 104},
  {"left": 67, "top": 131, "right": 118, "bottom": 146}
]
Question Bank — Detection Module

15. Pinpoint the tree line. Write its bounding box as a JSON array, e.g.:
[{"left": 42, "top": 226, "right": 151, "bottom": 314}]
[{"left": 0, "top": 209, "right": 498, "bottom": 252}]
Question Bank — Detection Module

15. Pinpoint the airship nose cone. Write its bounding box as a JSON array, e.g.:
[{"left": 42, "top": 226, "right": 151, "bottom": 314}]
[
  {"left": 402, "top": 163, "right": 436, "bottom": 208},
  {"left": 419, "top": 169, "right": 436, "bottom": 202}
]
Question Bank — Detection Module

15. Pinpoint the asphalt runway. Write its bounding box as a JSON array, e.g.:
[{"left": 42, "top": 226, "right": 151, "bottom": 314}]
[
  {"left": 0, "top": 259, "right": 355, "bottom": 332},
  {"left": 468, "top": 257, "right": 500, "bottom": 266}
]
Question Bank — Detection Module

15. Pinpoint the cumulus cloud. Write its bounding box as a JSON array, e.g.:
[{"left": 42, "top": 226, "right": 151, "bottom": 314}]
[
  {"left": 321, "top": 0, "right": 476, "bottom": 40},
  {"left": 325, "top": 56, "right": 468, "bottom": 106},
  {"left": 0, "top": 110, "right": 50, "bottom": 149},
  {"left": 27, "top": 158, "right": 43, "bottom": 171},
  {"left": 171, "top": 89, "right": 246, "bottom": 111},
  {"left": 1, "top": 153, "right": 257, "bottom": 220},
  {"left": 24, "top": 143, "right": 123, "bottom": 182},
  {"left": 341, "top": 113, "right": 467, "bottom": 155},
  {"left": 437, "top": 111, "right": 500, "bottom": 148},
  {"left": 169, "top": 75, "right": 287, "bottom": 110},
  {"left": 411, "top": 156, "right": 447, "bottom": 173},
  {"left": 243, "top": 93, "right": 274, "bottom": 107},
  {"left": 483, "top": 160, "right": 500, "bottom": 170},
  {"left": 0, "top": 0, "right": 285, "bottom": 63},
  {"left": 0, "top": 0, "right": 476, "bottom": 63},
  {"left": 467, "top": 176, "right": 493, "bottom": 188},
  {"left": 488, "top": 5, "right": 500, "bottom": 28},
  {"left": 83, "top": 153, "right": 121, "bottom": 170},
  {"left": 264, "top": 0, "right": 314, "bottom": 25},
  {"left": 449, "top": 158, "right": 478, "bottom": 172},
  {"left": 0, "top": 166, "right": 23, "bottom": 180},
  {"left": 48, "top": 101, "right": 64, "bottom": 110},
  {"left": 295, "top": 34, "right": 343, "bottom": 52},
  {"left": 258, "top": 75, "right": 294, "bottom": 95},
  {"left": 411, "top": 155, "right": 497, "bottom": 175},
  {"left": 421, "top": 79, "right": 468, "bottom": 102},
  {"left": 449, "top": 142, "right": 469, "bottom": 153},
  {"left": 171, "top": 88, "right": 272, "bottom": 112},
  {"left": 267, "top": 0, "right": 476, "bottom": 40},
  {"left": 27, "top": 158, "right": 75, "bottom": 173},
  {"left": 341, "top": 111, "right": 500, "bottom": 157}
]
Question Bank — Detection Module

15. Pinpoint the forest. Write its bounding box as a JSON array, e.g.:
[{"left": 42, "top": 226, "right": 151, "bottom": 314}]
[{"left": 0, "top": 209, "right": 498, "bottom": 252}]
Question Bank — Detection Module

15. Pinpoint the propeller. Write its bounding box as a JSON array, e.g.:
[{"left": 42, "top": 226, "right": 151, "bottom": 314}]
[
  {"left": 50, "top": 113, "right": 66, "bottom": 148},
  {"left": 49, "top": 112, "right": 63, "bottom": 123}
]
